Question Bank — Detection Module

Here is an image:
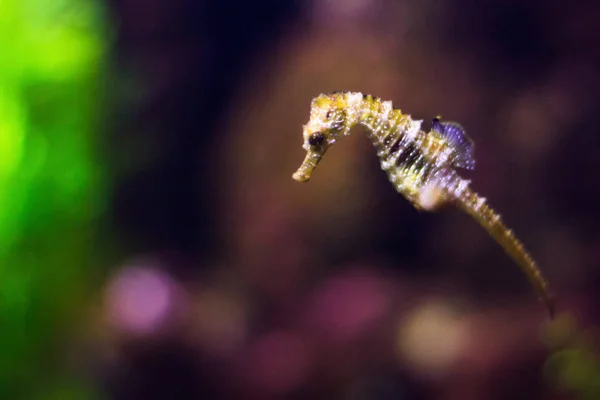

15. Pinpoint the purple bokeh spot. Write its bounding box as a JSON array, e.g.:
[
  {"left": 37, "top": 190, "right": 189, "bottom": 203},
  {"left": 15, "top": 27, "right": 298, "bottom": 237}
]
[
  {"left": 304, "top": 269, "right": 391, "bottom": 343},
  {"left": 106, "top": 261, "right": 176, "bottom": 335},
  {"left": 239, "top": 330, "right": 312, "bottom": 394}
]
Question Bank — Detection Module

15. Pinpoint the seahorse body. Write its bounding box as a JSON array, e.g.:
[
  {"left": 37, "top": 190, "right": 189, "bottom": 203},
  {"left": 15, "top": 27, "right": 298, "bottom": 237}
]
[{"left": 292, "top": 91, "right": 554, "bottom": 318}]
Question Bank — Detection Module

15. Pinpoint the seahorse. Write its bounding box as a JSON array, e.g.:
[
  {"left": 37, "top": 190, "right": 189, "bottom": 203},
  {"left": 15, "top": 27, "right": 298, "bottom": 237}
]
[{"left": 292, "top": 91, "right": 555, "bottom": 318}]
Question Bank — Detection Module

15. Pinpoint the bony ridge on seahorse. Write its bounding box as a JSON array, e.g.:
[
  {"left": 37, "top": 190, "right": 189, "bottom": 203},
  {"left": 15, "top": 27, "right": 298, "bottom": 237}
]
[{"left": 292, "top": 91, "right": 555, "bottom": 318}]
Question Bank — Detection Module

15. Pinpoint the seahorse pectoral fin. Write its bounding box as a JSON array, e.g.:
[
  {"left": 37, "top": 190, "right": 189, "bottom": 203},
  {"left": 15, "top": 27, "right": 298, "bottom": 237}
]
[
  {"left": 432, "top": 118, "right": 476, "bottom": 170},
  {"left": 292, "top": 150, "right": 326, "bottom": 182}
]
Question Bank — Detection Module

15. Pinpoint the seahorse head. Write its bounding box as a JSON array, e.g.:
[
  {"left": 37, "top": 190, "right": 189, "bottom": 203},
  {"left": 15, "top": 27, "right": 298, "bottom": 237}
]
[{"left": 292, "top": 92, "right": 357, "bottom": 182}]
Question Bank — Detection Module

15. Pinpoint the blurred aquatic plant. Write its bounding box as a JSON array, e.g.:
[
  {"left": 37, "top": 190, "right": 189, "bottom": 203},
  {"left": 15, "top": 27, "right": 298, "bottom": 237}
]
[
  {"left": 543, "top": 314, "right": 600, "bottom": 399},
  {"left": 0, "top": 0, "right": 108, "bottom": 397}
]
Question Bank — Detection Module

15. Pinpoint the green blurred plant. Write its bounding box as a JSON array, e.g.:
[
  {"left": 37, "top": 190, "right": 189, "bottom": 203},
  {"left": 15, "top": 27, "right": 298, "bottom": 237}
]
[
  {"left": 543, "top": 314, "right": 600, "bottom": 399},
  {"left": 0, "top": 0, "right": 109, "bottom": 398}
]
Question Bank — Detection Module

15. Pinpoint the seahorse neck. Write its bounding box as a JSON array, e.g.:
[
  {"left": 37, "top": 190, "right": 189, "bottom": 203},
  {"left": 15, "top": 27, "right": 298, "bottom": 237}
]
[
  {"left": 339, "top": 92, "right": 371, "bottom": 134},
  {"left": 356, "top": 99, "right": 381, "bottom": 134}
]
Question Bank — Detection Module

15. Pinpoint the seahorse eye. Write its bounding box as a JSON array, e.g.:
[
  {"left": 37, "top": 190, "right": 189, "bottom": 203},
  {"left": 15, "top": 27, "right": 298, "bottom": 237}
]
[{"left": 308, "top": 132, "right": 325, "bottom": 146}]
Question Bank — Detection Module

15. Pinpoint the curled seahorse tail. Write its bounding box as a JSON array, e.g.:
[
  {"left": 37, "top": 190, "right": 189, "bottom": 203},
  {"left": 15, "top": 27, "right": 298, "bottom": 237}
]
[{"left": 455, "top": 187, "right": 555, "bottom": 319}]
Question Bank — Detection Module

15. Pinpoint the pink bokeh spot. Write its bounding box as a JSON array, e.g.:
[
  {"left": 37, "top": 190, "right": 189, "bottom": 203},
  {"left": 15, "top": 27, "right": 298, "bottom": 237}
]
[
  {"left": 304, "top": 269, "right": 391, "bottom": 343},
  {"left": 239, "top": 330, "right": 312, "bottom": 395},
  {"left": 106, "top": 262, "right": 176, "bottom": 335}
]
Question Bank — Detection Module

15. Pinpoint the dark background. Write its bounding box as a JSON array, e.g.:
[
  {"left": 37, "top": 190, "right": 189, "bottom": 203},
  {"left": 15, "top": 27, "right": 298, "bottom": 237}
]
[{"left": 103, "top": 0, "right": 600, "bottom": 398}]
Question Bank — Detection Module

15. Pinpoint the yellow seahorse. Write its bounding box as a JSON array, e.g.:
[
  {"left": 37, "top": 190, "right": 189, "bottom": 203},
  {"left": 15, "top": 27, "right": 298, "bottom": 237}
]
[{"left": 293, "top": 91, "right": 555, "bottom": 318}]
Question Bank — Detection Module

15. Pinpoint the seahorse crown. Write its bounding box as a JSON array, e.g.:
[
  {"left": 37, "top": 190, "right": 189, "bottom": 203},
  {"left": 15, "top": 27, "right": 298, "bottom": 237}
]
[{"left": 293, "top": 91, "right": 555, "bottom": 318}]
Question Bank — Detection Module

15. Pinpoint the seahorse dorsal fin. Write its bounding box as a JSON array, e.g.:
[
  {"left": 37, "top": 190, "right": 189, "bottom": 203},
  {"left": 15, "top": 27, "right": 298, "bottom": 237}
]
[{"left": 432, "top": 117, "right": 475, "bottom": 170}]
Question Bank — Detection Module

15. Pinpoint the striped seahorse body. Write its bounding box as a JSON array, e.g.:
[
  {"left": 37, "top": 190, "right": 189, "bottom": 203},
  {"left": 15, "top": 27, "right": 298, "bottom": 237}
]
[{"left": 293, "top": 91, "right": 554, "bottom": 318}]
